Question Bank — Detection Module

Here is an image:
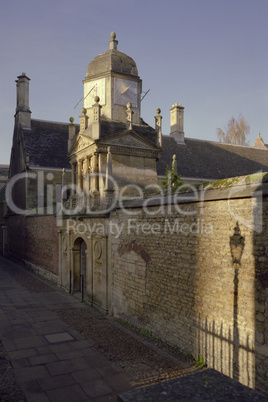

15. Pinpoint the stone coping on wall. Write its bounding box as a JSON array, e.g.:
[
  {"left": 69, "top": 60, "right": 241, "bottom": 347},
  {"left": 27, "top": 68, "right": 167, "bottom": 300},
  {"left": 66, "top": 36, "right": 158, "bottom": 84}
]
[{"left": 122, "top": 172, "right": 268, "bottom": 209}]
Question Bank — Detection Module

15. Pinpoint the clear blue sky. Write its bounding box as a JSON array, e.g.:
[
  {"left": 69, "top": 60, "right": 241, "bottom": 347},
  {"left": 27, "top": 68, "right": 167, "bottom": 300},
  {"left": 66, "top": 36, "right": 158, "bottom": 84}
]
[{"left": 0, "top": 0, "right": 267, "bottom": 164}]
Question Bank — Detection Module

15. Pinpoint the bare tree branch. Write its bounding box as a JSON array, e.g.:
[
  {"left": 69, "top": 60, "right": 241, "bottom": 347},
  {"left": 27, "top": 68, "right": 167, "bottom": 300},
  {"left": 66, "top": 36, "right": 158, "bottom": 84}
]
[{"left": 217, "top": 115, "right": 250, "bottom": 145}]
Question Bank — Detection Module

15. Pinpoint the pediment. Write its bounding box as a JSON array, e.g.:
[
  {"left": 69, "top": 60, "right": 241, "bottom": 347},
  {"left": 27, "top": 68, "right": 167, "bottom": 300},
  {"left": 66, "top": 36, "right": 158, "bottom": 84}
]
[
  {"left": 99, "top": 132, "right": 158, "bottom": 151},
  {"left": 69, "top": 134, "right": 94, "bottom": 155}
]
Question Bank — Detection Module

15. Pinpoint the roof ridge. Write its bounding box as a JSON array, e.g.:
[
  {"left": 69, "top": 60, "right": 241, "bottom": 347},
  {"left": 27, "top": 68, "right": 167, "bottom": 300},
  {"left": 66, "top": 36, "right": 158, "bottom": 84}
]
[
  {"left": 162, "top": 135, "right": 268, "bottom": 150},
  {"left": 31, "top": 118, "right": 78, "bottom": 126}
]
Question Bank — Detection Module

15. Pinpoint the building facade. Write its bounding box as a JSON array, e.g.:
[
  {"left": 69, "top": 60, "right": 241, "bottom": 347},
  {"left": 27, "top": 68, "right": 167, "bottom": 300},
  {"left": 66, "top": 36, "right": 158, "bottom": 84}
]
[{"left": 3, "top": 32, "right": 268, "bottom": 393}]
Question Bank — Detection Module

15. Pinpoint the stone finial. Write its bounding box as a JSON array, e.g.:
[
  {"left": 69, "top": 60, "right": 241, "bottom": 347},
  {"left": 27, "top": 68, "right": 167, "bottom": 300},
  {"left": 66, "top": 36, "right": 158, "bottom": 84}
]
[
  {"left": 92, "top": 96, "right": 102, "bottom": 140},
  {"left": 79, "top": 108, "right": 88, "bottom": 133},
  {"left": 109, "top": 32, "right": 118, "bottom": 50},
  {"left": 126, "top": 102, "right": 134, "bottom": 130},
  {"left": 172, "top": 154, "right": 178, "bottom": 173},
  {"left": 94, "top": 96, "right": 100, "bottom": 104},
  {"left": 154, "top": 108, "right": 162, "bottom": 147}
]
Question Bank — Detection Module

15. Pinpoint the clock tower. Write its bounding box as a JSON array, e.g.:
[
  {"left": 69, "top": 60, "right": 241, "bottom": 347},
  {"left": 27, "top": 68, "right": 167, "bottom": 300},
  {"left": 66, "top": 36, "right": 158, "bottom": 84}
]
[
  {"left": 83, "top": 32, "right": 142, "bottom": 125},
  {"left": 68, "top": 32, "right": 160, "bottom": 205}
]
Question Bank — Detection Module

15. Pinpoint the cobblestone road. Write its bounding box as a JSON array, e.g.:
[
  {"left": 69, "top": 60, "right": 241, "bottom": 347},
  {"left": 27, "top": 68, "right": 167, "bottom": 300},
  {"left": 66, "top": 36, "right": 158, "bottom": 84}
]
[{"left": 0, "top": 257, "right": 200, "bottom": 401}]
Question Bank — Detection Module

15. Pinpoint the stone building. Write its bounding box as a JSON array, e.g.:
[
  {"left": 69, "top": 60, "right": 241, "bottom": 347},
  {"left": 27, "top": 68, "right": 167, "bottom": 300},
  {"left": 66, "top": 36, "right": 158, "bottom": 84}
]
[
  {"left": 3, "top": 33, "right": 268, "bottom": 393},
  {"left": 6, "top": 33, "right": 268, "bottom": 212}
]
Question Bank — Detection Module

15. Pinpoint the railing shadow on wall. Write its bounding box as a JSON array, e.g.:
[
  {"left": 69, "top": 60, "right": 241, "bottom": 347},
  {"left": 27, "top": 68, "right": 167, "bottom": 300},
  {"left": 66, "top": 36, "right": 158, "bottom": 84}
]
[
  {"left": 196, "top": 314, "right": 255, "bottom": 389},
  {"left": 195, "top": 222, "right": 256, "bottom": 390},
  {"left": 195, "top": 172, "right": 268, "bottom": 396}
]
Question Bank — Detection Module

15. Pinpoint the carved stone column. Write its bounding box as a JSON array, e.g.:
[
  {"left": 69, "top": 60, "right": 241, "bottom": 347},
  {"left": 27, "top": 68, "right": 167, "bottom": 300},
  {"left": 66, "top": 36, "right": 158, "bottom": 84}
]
[
  {"left": 71, "top": 163, "right": 76, "bottom": 197},
  {"left": 77, "top": 160, "right": 82, "bottom": 190},
  {"left": 105, "top": 146, "right": 114, "bottom": 209},
  {"left": 83, "top": 158, "right": 89, "bottom": 194}
]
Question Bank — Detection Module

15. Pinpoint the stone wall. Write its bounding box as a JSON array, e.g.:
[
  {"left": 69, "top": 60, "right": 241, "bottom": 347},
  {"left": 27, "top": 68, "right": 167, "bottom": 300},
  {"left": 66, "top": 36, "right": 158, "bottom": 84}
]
[
  {"left": 6, "top": 214, "right": 59, "bottom": 281},
  {"left": 109, "top": 179, "right": 268, "bottom": 393},
  {"left": 5, "top": 175, "right": 268, "bottom": 394}
]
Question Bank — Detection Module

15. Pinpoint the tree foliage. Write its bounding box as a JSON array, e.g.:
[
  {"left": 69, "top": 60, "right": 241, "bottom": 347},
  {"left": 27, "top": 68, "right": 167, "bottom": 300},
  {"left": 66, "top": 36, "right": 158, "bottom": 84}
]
[
  {"left": 217, "top": 115, "right": 250, "bottom": 145},
  {"left": 161, "top": 164, "right": 183, "bottom": 192}
]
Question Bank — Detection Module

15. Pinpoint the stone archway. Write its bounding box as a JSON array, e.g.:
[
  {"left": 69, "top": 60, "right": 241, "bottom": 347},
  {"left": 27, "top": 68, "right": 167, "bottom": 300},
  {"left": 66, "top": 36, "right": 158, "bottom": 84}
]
[{"left": 73, "top": 237, "right": 87, "bottom": 292}]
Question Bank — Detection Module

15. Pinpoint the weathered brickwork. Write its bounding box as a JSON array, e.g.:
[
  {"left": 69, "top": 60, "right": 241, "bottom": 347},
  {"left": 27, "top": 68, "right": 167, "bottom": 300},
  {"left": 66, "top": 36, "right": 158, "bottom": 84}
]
[
  {"left": 112, "top": 249, "right": 147, "bottom": 320},
  {"left": 110, "top": 190, "right": 268, "bottom": 393},
  {"left": 7, "top": 214, "right": 59, "bottom": 279}
]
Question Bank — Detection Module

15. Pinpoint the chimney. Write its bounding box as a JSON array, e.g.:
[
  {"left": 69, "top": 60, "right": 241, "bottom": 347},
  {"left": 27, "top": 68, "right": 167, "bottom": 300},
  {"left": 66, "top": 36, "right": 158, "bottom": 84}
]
[
  {"left": 170, "top": 103, "right": 184, "bottom": 143},
  {"left": 15, "top": 73, "right": 31, "bottom": 128}
]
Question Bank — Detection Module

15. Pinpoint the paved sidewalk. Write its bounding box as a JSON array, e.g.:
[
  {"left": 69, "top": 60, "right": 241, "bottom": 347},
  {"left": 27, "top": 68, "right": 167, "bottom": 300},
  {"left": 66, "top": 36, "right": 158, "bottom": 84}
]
[{"left": 0, "top": 257, "right": 132, "bottom": 401}]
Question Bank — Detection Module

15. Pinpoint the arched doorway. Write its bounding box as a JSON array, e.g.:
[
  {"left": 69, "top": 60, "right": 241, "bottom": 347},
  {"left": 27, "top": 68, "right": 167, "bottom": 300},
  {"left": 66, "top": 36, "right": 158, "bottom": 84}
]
[{"left": 73, "top": 237, "right": 87, "bottom": 293}]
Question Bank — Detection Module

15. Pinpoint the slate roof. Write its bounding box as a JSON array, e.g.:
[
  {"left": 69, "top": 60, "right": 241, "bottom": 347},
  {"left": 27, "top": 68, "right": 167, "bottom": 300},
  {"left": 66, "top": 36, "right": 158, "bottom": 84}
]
[
  {"left": 22, "top": 119, "right": 268, "bottom": 180},
  {"left": 23, "top": 119, "right": 158, "bottom": 169},
  {"left": 22, "top": 119, "right": 75, "bottom": 169},
  {"left": 158, "top": 136, "right": 268, "bottom": 180},
  {"left": 99, "top": 119, "right": 158, "bottom": 144}
]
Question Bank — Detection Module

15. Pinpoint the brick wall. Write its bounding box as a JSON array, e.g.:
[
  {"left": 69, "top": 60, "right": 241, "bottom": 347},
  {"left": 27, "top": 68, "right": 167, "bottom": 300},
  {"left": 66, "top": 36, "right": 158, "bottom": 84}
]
[
  {"left": 7, "top": 214, "right": 59, "bottom": 278},
  {"left": 110, "top": 182, "right": 268, "bottom": 393}
]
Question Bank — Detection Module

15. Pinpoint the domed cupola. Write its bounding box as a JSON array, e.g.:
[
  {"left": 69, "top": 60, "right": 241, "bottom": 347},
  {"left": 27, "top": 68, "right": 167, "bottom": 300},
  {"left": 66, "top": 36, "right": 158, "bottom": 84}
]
[
  {"left": 86, "top": 32, "right": 138, "bottom": 79},
  {"left": 83, "top": 32, "right": 142, "bottom": 125}
]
